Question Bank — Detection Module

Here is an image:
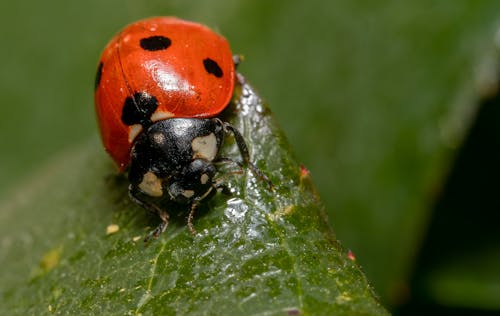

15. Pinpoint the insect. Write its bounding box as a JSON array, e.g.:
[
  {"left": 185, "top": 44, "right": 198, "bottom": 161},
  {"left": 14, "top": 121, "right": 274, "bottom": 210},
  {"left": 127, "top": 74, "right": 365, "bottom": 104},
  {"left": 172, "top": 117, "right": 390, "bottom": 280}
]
[{"left": 94, "top": 17, "right": 268, "bottom": 239}]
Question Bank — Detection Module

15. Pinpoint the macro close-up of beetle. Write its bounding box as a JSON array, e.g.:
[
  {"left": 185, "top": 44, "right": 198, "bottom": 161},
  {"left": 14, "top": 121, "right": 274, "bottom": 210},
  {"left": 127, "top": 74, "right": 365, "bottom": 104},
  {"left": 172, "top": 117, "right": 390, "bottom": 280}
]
[
  {"left": 4, "top": 3, "right": 498, "bottom": 314},
  {"left": 94, "top": 17, "right": 268, "bottom": 240}
]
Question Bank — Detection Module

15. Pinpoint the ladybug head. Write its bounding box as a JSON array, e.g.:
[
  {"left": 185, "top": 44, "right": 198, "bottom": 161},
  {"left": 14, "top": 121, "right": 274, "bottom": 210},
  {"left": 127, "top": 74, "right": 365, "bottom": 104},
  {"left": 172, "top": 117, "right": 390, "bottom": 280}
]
[{"left": 167, "top": 159, "right": 217, "bottom": 204}]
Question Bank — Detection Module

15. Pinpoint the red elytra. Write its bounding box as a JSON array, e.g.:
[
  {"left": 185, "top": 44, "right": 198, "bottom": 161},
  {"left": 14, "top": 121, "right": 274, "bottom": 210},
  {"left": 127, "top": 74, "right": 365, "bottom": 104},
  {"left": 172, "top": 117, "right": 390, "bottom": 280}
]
[{"left": 95, "top": 17, "right": 235, "bottom": 170}]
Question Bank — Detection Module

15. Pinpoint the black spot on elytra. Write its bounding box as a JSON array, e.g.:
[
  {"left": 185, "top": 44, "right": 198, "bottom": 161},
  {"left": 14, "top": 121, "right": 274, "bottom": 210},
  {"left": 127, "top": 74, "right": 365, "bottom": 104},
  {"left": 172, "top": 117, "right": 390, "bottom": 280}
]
[
  {"left": 140, "top": 36, "right": 171, "bottom": 51},
  {"left": 121, "top": 92, "right": 158, "bottom": 127},
  {"left": 94, "top": 62, "right": 103, "bottom": 90},
  {"left": 203, "top": 58, "right": 223, "bottom": 78}
]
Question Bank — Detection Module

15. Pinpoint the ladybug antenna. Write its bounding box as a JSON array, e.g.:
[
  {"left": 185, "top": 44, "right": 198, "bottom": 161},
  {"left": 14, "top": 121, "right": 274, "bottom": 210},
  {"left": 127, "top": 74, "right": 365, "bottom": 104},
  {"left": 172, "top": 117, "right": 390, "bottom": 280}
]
[
  {"left": 233, "top": 54, "right": 244, "bottom": 69},
  {"left": 217, "top": 119, "right": 273, "bottom": 189}
]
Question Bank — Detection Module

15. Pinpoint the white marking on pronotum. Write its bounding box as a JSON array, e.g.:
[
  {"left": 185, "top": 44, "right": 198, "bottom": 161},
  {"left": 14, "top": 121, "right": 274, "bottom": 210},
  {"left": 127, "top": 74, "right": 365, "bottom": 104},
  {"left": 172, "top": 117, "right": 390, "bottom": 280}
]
[
  {"left": 128, "top": 124, "right": 143, "bottom": 143},
  {"left": 152, "top": 132, "right": 166, "bottom": 145},
  {"left": 151, "top": 111, "right": 174, "bottom": 122},
  {"left": 139, "top": 171, "right": 163, "bottom": 197},
  {"left": 191, "top": 133, "right": 217, "bottom": 160}
]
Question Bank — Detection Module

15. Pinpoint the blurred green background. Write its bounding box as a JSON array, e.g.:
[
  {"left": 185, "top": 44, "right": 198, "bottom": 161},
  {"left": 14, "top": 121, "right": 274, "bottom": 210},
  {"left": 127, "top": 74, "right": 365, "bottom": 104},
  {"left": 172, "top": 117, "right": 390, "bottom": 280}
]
[{"left": 1, "top": 0, "right": 500, "bottom": 314}]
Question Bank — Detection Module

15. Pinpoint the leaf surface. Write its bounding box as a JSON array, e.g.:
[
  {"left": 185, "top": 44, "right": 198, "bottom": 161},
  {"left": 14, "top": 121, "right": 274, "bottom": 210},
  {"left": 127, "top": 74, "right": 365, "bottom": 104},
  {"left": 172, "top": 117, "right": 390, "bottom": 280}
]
[{"left": 0, "top": 79, "right": 387, "bottom": 315}]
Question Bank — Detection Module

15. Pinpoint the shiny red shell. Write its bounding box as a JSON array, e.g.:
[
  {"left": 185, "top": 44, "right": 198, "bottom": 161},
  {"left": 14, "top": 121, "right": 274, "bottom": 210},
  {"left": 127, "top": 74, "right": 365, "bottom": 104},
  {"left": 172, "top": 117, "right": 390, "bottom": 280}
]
[{"left": 95, "top": 17, "right": 235, "bottom": 170}]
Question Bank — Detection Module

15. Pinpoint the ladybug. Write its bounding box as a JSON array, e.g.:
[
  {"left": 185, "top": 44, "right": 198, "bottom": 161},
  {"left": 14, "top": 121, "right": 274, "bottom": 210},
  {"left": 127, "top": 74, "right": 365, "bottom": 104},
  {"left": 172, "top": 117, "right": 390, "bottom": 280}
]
[{"left": 94, "top": 17, "right": 268, "bottom": 239}]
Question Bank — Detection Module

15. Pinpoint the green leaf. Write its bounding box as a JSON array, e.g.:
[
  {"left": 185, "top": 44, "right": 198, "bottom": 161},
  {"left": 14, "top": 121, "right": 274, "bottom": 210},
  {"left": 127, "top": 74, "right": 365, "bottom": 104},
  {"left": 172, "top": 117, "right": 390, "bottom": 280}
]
[{"left": 0, "top": 79, "right": 387, "bottom": 315}]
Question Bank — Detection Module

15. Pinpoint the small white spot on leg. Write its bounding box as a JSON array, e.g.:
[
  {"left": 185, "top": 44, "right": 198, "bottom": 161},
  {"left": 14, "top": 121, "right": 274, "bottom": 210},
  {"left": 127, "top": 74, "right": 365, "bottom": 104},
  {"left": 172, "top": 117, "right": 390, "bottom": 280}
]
[
  {"left": 139, "top": 172, "right": 163, "bottom": 197},
  {"left": 192, "top": 133, "right": 217, "bottom": 160}
]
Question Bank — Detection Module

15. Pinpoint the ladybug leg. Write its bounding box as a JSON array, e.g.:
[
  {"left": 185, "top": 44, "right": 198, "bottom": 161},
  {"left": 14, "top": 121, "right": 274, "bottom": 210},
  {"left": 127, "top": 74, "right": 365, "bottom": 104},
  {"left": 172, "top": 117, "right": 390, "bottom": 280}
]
[
  {"left": 213, "top": 180, "right": 232, "bottom": 196},
  {"left": 213, "top": 158, "right": 248, "bottom": 188},
  {"left": 128, "top": 185, "right": 170, "bottom": 241},
  {"left": 144, "top": 214, "right": 169, "bottom": 243},
  {"left": 217, "top": 120, "right": 273, "bottom": 189},
  {"left": 186, "top": 202, "right": 198, "bottom": 235},
  {"left": 214, "top": 157, "right": 244, "bottom": 173},
  {"left": 186, "top": 186, "right": 215, "bottom": 235},
  {"left": 128, "top": 185, "right": 165, "bottom": 215}
]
